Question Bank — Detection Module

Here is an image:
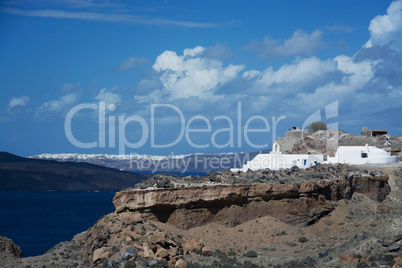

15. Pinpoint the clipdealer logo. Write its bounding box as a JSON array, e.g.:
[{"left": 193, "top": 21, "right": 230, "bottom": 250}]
[
  {"left": 63, "top": 101, "right": 338, "bottom": 172},
  {"left": 64, "top": 102, "right": 286, "bottom": 154}
]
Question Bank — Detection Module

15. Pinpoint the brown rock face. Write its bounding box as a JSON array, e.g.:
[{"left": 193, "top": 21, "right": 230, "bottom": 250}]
[{"left": 113, "top": 172, "right": 390, "bottom": 229}]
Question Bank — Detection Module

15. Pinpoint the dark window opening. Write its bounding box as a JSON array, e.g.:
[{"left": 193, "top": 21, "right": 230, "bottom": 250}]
[{"left": 361, "top": 153, "right": 368, "bottom": 158}]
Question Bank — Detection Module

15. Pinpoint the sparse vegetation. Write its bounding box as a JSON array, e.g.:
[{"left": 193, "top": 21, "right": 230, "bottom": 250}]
[
  {"left": 285, "top": 241, "right": 297, "bottom": 247},
  {"left": 306, "top": 121, "right": 328, "bottom": 132},
  {"left": 227, "top": 250, "right": 236, "bottom": 256},
  {"left": 244, "top": 250, "right": 257, "bottom": 258}
]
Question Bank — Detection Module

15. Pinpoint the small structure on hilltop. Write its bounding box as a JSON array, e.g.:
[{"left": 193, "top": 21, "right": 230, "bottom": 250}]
[
  {"left": 231, "top": 142, "right": 398, "bottom": 172},
  {"left": 277, "top": 126, "right": 305, "bottom": 152},
  {"left": 361, "top": 127, "right": 388, "bottom": 137}
]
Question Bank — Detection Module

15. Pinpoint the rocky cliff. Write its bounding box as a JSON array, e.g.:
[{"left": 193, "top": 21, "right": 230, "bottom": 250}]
[{"left": 113, "top": 164, "right": 390, "bottom": 229}]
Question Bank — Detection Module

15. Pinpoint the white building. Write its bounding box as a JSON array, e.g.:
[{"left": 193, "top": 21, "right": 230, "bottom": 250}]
[
  {"left": 231, "top": 143, "right": 398, "bottom": 172},
  {"left": 327, "top": 144, "right": 398, "bottom": 165}
]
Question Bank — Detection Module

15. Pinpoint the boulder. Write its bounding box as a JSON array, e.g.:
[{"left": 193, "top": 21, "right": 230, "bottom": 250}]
[
  {"left": 118, "top": 247, "right": 137, "bottom": 261},
  {"left": 301, "top": 256, "right": 316, "bottom": 264},
  {"left": 175, "top": 259, "right": 188, "bottom": 268},
  {"left": 394, "top": 256, "right": 402, "bottom": 266},
  {"left": 183, "top": 238, "right": 202, "bottom": 255},
  {"left": 156, "top": 248, "right": 169, "bottom": 258},
  {"left": 318, "top": 248, "right": 330, "bottom": 258},
  {"left": 93, "top": 247, "right": 107, "bottom": 263},
  {"left": 388, "top": 244, "right": 401, "bottom": 252},
  {"left": 168, "top": 246, "right": 178, "bottom": 257},
  {"left": 143, "top": 243, "right": 155, "bottom": 258},
  {"left": 150, "top": 231, "right": 166, "bottom": 246},
  {"left": 201, "top": 246, "right": 213, "bottom": 256}
]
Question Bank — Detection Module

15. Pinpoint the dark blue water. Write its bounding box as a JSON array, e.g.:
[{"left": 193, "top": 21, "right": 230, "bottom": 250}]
[{"left": 0, "top": 190, "right": 116, "bottom": 257}]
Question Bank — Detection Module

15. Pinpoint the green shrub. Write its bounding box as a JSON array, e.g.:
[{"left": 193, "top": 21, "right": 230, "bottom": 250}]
[
  {"left": 244, "top": 250, "right": 257, "bottom": 258},
  {"left": 306, "top": 121, "right": 327, "bottom": 132}
]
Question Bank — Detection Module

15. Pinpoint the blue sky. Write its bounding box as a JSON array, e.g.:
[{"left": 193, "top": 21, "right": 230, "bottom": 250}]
[{"left": 1, "top": 0, "right": 401, "bottom": 157}]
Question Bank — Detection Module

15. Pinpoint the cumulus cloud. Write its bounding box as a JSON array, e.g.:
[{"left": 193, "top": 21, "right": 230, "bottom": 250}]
[
  {"left": 297, "top": 56, "right": 377, "bottom": 107},
  {"left": 141, "top": 24, "right": 400, "bottom": 125},
  {"left": 366, "top": 0, "right": 402, "bottom": 49},
  {"left": 136, "top": 0, "right": 402, "bottom": 134},
  {"left": 7, "top": 96, "right": 30, "bottom": 112},
  {"left": 256, "top": 57, "right": 336, "bottom": 89},
  {"left": 115, "top": 56, "right": 147, "bottom": 72},
  {"left": 247, "top": 29, "right": 325, "bottom": 58},
  {"left": 152, "top": 46, "right": 244, "bottom": 101}
]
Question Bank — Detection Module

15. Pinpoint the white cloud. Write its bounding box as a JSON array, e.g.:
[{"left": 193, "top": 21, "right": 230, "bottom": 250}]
[
  {"left": 257, "top": 57, "right": 336, "bottom": 88},
  {"left": 242, "top": 70, "right": 260, "bottom": 79},
  {"left": 152, "top": 46, "right": 244, "bottom": 101},
  {"left": 297, "top": 55, "right": 378, "bottom": 108},
  {"left": 2, "top": 8, "right": 217, "bottom": 28},
  {"left": 94, "top": 88, "right": 122, "bottom": 107},
  {"left": 138, "top": 0, "right": 402, "bottom": 133},
  {"left": 7, "top": 96, "right": 30, "bottom": 112},
  {"left": 334, "top": 55, "right": 376, "bottom": 88},
  {"left": 248, "top": 29, "right": 325, "bottom": 58},
  {"left": 366, "top": 0, "right": 402, "bottom": 48},
  {"left": 8, "top": 96, "right": 30, "bottom": 109},
  {"left": 33, "top": 82, "right": 82, "bottom": 118},
  {"left": 115, "top": 56, "right": 147, "bottom": 72},
  {"left": 37, "top": 93, "right": 78, "bottom": 116}
]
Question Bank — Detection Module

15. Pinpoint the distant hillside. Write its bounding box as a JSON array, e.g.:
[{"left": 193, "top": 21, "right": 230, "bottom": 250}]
[{"left": 0, "top": 152, "right": 148, "bottom": 191}]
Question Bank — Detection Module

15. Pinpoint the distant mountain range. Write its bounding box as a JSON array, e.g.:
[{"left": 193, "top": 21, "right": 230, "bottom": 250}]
[
  {"left": 30, "top": 150, "right": 270, "bottom": 173},
  {"left": 0, "top": 152, "right": 148, "bottom": 191}
]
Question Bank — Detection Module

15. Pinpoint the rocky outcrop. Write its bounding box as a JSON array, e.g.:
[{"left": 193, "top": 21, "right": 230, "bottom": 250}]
[
  {"left": 288, "top": 129, "right": 402, "bottom": 156},
  {"left": 0, "top": 236, "right": 23, "bottom": 259},
  {"left": 113, "top": 164, "right": 391, "bottom": 228}
]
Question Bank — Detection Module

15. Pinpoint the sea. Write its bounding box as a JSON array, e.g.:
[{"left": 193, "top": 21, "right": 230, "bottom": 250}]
[
  {"left": 0, "top": 190, "right": 116, "bottom": 257},
  {"left": 0, "top": 171, "right": 208, "bottom": 257}
]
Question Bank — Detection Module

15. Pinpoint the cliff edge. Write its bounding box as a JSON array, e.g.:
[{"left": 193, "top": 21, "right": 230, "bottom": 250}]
[{"left": 113, "top": 164, "right": 390, "bottom": 229}]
